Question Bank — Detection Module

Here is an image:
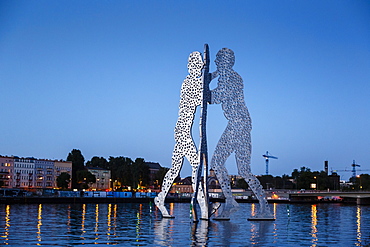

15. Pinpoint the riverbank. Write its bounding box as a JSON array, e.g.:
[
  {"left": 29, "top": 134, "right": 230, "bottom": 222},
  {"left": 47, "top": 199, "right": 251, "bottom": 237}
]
[{"left": 0, "top": 195, "right": 362, "bottom": 205}]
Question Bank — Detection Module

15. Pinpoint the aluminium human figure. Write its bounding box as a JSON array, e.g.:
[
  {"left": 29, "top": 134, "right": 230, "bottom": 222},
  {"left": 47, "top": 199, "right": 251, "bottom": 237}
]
[
  {"left": 210, "top": 48, "right": 272, "bottom": 219},
  {"left": 155, "top": 51, "right": 206, "bottom": 218}
]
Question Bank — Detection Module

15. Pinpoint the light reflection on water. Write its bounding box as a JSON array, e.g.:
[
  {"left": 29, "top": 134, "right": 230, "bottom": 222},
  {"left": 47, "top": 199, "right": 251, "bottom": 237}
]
[{"left": 0, "top": 202, "right": 369, "bottom": 246}]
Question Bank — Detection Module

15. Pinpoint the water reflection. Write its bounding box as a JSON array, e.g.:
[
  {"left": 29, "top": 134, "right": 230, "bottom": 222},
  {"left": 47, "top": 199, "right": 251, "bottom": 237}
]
[
  {"left": 251, "top": 203, "right": 256, "bottom": 217},
  {"left": 356, "top": 206, "right": 361, "bottom": 246},
  {"left": 3, "top": 205, "right": 10, "bottom": 245},
  {"left": 81, "top": 204, "right": 86, "bottom": 240},
  {"left": 37, "top": 204, "right": 42, "bottom": 245},
  {"left": 94, "top": 204, "right": 99, "bottom": 243},
  {"left": 191, "top": 220, "right": 209, "bottom": 246},
  {"left": 154, "top": 218, "right": 174, "bottom": 245},
  {"left": 311, "top": 204, "right": 318, "bottom": 246},
  {"left": 0, "top": 203, "right": 369, "bottom": 246}
]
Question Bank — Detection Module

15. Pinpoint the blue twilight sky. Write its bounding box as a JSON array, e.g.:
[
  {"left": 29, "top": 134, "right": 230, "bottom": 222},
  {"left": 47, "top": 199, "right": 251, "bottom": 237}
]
[{"left": 1, "top": 1, "right": 369, "bottom": 179}]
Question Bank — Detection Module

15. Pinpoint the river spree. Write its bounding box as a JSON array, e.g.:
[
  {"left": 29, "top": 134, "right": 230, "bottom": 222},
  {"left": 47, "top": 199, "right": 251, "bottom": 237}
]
[{"left": 0, "top": 202, "right": 369, "bottom": 246}]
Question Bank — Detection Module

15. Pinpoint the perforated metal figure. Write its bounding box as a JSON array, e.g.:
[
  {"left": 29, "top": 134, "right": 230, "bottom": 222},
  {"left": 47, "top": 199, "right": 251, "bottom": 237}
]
[
  {"left": 154, "top": 51, "right": 206, "bottom": 218},
  {"left": 210, "top": 48, "right": 272, "bottom": 219}
]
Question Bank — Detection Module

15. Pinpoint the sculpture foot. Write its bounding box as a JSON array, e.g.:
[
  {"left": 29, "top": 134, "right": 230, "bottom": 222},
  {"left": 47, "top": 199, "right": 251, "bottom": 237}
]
[
  {"left": 154, "top": 196, "right": 172, "bottom": 218},
  {"left": 247, "top": 215, "right": 275, "bottom": 221},
  {"left": 213, "top": 201, "right": 239, "bottom": 220},
  {"left": 210, "top": 202, "right": 221, "bottom": 216},
  {"left": 248, "top": 209, "right": 275, "bottom": 221},
  {"left": 213, "top": 216, "right": 231, "bottom": 221},
  {"left": 162, "top": 215, "right": 175, "bottom": 219}
]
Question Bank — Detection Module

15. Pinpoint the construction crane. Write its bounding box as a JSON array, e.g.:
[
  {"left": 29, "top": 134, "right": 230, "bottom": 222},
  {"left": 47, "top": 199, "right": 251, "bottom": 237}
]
[
  {"left": 262, "top": 151, "right": 278, "bottom": 175},
  {"left": 332, "top": 160, "right": 370, "bottom": 180}
]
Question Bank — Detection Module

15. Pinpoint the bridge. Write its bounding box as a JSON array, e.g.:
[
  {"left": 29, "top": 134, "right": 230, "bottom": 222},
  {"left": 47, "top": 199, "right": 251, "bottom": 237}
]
[{"left": 288, "top": 191, "right": 370, "bottom": 205}]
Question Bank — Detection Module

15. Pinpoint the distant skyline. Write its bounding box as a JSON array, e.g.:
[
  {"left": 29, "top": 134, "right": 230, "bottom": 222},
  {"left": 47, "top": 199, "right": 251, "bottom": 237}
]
[{"left": 1, "top": 1, "right": 369, "bottom": 180}]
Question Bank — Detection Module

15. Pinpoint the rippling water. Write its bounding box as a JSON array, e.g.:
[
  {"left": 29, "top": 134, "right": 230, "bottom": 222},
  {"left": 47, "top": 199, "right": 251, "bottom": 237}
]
[{"left": 0, "top": 202, "right": 369, "bottom": 246}]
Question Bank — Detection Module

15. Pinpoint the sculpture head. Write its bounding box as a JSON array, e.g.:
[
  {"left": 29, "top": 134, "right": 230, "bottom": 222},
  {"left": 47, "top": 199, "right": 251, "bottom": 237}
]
[
  {"left": 215, "top": 48, "right": 235, "bottom": 69},
  {"left": 187, "top": 51, "right": 203, "bottom": 78}
]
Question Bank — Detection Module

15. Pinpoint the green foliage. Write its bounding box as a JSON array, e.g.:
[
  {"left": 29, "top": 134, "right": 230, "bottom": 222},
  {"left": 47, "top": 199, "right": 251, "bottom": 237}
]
[
  {"left": 291, "top": 167, "right": 315, "bottom": 190},
  {"left": 67, "top": 149, "right": 85, "bottom": 170},
  {"left": 236, "top": 178, "right": 248, "bottom": 189},
  {"left": 352, "top": 174, "right": 370, "bottom": 191},
  {"left": 108, "top": 156, "right": 133, "bottom": 189},
  {"left": 56, "top": 172, "right": 71, "bottom": 189},
  {"left": 154, "top": 167, "right": 170, "bottom": 188},
  {"left": 67, "top": 149, "right": 85, "bottom": 189},
  {"left": 86, "top": 156, "right": 109, "bottom": 169},
  {"left": 256, "top": 175, "right": 294, "bottom": 189},
  {"left": 132, "top": 158, "right": 150, "bottom": 189},
  {"left": 76, "top": 169, "right": 96, "bottom": 189},
  {"left": 291, "top": 166, "right": 340, "bottom": 190}
]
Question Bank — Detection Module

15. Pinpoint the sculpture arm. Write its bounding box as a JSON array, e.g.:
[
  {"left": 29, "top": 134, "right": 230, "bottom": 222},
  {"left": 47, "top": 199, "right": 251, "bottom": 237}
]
[{"left": 210, "top": 71, "right": 218, "bottom": 81}]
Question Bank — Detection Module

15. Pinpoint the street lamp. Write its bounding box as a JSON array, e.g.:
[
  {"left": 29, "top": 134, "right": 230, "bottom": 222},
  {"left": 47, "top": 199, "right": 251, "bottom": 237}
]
[{"left": 314, "top": 176, "right": 318, "bottom": 191}]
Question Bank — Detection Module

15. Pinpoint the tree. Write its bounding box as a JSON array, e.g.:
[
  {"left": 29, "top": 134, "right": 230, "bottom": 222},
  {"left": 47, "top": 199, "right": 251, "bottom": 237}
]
[
  {"left": 76, "top": 169, "right": 96, "bottom": 189},
  {"left": 292, "top": 166, "right": 315, "bottom": 190},
  {"left": 56, "top": 172, "right": 71, "bottom": 189},
  {"left": 154, "top": 167, "right": 170, "bottom": 189},
  {"left": 108, "top": 156, "right": 134, "bottom": 189},
  {"left": 67, "top": 149, "right": 85, "bottom": 189},
  {"left": 257, "top": 175, "right": 274, "bottom": 189},
  {"left": 236, "top": 178, "right": 248, "bottom": 189},
  {"left": 86, "top": 156, "right": 109, "bottom": 169},
  {"left": 353, "top": 174, "right": 370, "bottom": 191},
  {"left": 132, "top": 158, "right": 149, "bottom": 189}
]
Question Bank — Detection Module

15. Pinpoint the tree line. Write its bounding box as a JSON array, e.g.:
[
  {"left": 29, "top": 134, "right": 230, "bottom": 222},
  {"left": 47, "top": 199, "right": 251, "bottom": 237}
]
[
  {"left": 233, "top": 166, "right": 370, "bottom": 191},
  {"left": 58, "top": 150, "right": 370, "bottom": 192},
  {"left": 57, "top": 149, "right": 165, "bottom": 190}
]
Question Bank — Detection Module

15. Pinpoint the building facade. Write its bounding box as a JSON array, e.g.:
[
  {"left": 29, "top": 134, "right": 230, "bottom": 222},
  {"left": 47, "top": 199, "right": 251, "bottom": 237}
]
[
  {"left": 35, "top": 159, "right": 55, "bottom": 189},
  {"left": 0, "top": 156, "right": 72, "bottom": 190},
  {"left": 0, "top": 156, "right": 13, "bottom": 188},
  {"left": 54, "top": 160, "right": 72, "bottom": 189},
  {"left": 87, "top": 167, "right": 111, "bottom": 191},
  {"left": 145, "top": 162, "right": 162, "bottom": 190},
  {"left": 13, "top": 157, "right": 35, "bottom": 189}
]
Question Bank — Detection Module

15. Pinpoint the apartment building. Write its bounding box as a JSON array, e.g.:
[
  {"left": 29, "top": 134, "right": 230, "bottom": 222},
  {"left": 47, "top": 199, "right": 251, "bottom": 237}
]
[
  {"left": 54, "top": 160, "right": 72, "bottom": 188},
  {"left": 13, "top": 157, "right": 35, "bottom": 189},
  {"left": 0, "top": 156, "right": 13, "bottom": 188},
  {"left": 35, "top": 159, "right": 55, "bottom": 188},
  {"left": 0, "top": 155, "right": 72, "bottom": 190},
  {"left": 87, "top": 167, "right": 111, "bottom": 191}
]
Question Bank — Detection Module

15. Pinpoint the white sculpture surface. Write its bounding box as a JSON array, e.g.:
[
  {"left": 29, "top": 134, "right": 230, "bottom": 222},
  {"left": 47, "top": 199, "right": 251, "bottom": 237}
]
[
  {"left": 154, "top": 51, "right": 206, "bottom": 218},
  {"left": 210, "top": 48, "right": 272, "bottom": 219},
  {"left": 155, "top": 46, "right": 273, "bottom": 221}
]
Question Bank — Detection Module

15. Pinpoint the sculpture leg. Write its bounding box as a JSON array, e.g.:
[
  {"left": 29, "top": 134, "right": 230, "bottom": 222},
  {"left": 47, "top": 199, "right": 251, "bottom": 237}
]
[
  {"left": 155, "top": 150, "right": 184, "bottom": 218},
  {"left": 190, "top": 164, "right": 200, "bottom": 221},
  {"left": 211, "top": 138, "right": 239, "bottom": 219},
  {"left": 191, "top": 163, "right": 208, "bottom": 220},
  {"left": 236, "top": 150, "right": 272, "bottom": 218},
  {"left": 187, "top": 148, "right": 208, "bottom": 221}
]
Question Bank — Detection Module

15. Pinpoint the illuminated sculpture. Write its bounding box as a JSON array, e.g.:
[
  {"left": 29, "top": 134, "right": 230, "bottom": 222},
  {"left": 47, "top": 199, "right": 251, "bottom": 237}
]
[
  {"left": 154, "top": 50, "right": 208, "bottom": 220},
  {"left": 155, "top": 45, "right": 273, "bottom": 221},
  {"left": 210, "top": 48, "right": 273, "bottom": 220}
]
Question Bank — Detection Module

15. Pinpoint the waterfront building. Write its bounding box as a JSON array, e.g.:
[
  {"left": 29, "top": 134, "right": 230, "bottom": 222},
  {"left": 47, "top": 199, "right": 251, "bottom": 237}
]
[
  {"left": 13, "top": 157, "right": 35, "bottom": 189},
  {"left": 87, "top": 167, "right": 111, "bottom": 191},
  {"left": 0, "top": 156, "right": 13, "bottom": 188},
  {"left": 54, "top": 160, "right": 72, "bottom": 189},
  {"left": 35, "top": 159, "right": 55, "bottom": 189},
  {"left": 208, "top": 169, "right": 221, "bottom": 191},
  {"left": 0, "top": 155, "right": 72, "bottom": 190},
  {"left": 170, "top": 176, "right": 193, "bottom": 193},
  {"left": 145, "top": 162, "right": 162, "bottom": 190}
]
